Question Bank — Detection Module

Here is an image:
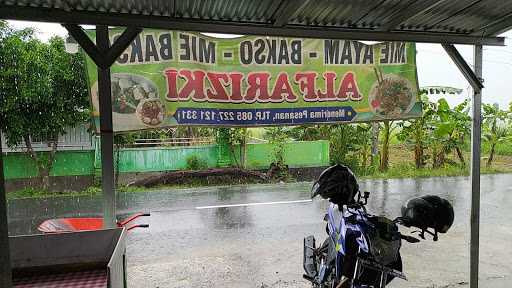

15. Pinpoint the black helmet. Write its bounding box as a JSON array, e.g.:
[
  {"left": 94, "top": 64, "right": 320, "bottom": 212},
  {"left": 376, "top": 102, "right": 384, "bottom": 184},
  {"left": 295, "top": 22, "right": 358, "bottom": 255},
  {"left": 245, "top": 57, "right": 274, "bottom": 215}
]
[
  {"left": 311, "top": 164, "right": 359, "bottom": 206},
  {"left": 401, "top": 195, "right": 454, "bottom": 238}
]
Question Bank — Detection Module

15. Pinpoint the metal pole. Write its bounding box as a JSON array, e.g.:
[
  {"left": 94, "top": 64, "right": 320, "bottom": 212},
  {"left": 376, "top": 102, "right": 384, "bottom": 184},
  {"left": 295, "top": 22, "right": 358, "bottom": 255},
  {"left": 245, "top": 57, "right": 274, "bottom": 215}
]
[
  {"left": 470, "top": 44, "right": 483, "bottom": 288},
  {"left": 97, "top": 25, "right": 116, "bottom": 228},
  {"left": 0, "top": 132, "right": 12, "bottom": 288}
]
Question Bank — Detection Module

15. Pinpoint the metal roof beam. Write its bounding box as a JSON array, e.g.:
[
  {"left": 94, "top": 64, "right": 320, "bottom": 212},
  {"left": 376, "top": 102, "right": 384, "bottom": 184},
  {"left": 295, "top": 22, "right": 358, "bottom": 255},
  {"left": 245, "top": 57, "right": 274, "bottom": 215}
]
[
  {"left": 442, "top": 44, "right": 483, "bottom": 90},
  {"left": 62, "top": 24, "right": 141, "bottom": 69},
  {"left": 104, "top": 26, "right": 143, "bottom": 67},
  {"left": 0, "top": 6, "right": 505, "bottom": 46},
  {"left": 471, "top": 12, "right": 512, "bottom": 36},
  {"left": 378, "top": 0, "right": 446, "bottom": 31},
  {"left": 272, "top": 0, "right": 312, "bottom": 27},
  {"left": 62, "top": 24, "right": 104, "bottom": 67}
]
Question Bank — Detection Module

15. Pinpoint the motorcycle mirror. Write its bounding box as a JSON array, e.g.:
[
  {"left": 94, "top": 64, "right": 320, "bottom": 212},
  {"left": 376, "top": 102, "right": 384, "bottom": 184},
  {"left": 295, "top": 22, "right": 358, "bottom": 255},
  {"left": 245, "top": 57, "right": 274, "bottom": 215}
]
[{"left": 357, "top": 191, "right": 370, "bottom": 205}]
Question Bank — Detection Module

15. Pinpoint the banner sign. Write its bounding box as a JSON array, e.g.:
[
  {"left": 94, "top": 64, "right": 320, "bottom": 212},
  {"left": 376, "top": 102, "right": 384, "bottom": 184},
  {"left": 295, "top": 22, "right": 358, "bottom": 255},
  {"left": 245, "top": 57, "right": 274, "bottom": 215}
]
[{"left": 85, "top": 29, "right": 420, "bottom": 132}]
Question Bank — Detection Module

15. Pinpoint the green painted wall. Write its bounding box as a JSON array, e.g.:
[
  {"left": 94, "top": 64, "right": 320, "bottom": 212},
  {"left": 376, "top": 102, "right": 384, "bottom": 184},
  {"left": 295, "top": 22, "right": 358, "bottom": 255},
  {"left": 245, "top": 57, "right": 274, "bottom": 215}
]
[
  {"left": 2, "top": 150, "right": 95, "bottom": 180},
  {"left": 115, "top": 145, "right": 219, "bottom": 173},
  {"left": 4, "top": 140, "right": 329, "bottom": 179},
  {"left": 235, "top": 141, "right": 330, "bottom": 169},
  {"left": 113, "top": 141, "right": 329, "bottom": 172}
]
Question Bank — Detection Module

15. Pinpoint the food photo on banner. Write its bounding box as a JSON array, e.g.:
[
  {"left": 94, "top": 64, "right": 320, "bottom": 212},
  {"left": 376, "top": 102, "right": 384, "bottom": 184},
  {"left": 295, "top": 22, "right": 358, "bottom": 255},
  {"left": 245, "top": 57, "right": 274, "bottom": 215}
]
[{"left": 84, "top": 29, "right": 421, "bottom": 132}]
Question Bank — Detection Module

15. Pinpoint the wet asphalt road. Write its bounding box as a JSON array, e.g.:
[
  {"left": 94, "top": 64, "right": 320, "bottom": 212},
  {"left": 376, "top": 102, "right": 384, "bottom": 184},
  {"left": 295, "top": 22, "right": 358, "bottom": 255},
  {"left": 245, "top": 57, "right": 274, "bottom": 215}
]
[{"left": 7, "top": 174, "right": 512, "bottom": 287}]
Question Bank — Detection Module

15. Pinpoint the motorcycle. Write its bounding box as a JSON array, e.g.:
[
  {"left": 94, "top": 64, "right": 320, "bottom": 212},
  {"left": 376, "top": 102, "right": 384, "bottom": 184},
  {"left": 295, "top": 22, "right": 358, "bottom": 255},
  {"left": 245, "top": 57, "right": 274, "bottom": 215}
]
[{"left": 302, "top": 165, "right": 453, "bottom": 288}]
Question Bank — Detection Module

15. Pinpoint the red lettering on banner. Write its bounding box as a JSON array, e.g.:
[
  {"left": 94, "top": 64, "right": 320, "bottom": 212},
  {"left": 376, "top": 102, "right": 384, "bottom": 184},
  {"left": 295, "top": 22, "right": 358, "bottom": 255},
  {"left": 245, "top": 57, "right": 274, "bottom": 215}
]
[
  {"left": 245, "top": 72, "right": 270, "bottom": 102},
  {"left": 206, "top": 72, "right": 229, "bottom": 101},
  {"left": 295, "top": 72, "right": 317, "bottom": 101},
  {"left": 178, "top": 70, "right": 206, "bottom": 101},
  {"left": 338, "top": 72, "right": 362, "bottom": 100},
  {"left": 271, "top": 73, "right": 297, "bottom": 102},
  {"left": 164, "top": 69, "right": 179, "bottom": 100},
  {"left": 163, "top": 68, "right": 362, "bottom": 104},
  {"left": 229, "top": 73, "right": 244, "bottom": 102},
  {"left": 317, "top": 72, "right": 337, "bottom": 100}
]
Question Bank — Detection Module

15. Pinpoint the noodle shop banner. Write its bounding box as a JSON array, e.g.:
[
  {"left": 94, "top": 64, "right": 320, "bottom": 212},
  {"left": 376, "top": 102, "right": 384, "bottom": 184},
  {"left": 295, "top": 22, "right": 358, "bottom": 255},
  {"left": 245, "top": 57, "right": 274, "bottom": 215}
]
[{"left": 85, "top": 29, "right": 421, "bottom": 132}]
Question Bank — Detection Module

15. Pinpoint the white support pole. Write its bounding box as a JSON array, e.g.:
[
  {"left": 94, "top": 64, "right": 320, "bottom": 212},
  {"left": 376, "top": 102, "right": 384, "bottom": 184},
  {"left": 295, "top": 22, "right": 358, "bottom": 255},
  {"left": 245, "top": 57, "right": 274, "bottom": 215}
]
[
  {"left": 97, "top": 25, "right": 116, "bottom": 228},
  {"left": 470, "top": 44, "right": 483, "bottom": 288},
  {"left": 0, "top": 132, "right": 12, "bottom": 288}
]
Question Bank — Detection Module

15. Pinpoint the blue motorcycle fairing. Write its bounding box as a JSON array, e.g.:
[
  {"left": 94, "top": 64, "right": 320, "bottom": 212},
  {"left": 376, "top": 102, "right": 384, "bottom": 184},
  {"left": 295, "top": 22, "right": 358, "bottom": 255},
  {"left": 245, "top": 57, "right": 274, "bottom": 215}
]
[
  {"left": 326, "top": 203, "right": 404, "bottom": 287},
  {"left": 327, "top": 203, "right": 374, "bottom": 282},
  {"left": 327, "top": 203, "right": 370, "bottom": 256}
]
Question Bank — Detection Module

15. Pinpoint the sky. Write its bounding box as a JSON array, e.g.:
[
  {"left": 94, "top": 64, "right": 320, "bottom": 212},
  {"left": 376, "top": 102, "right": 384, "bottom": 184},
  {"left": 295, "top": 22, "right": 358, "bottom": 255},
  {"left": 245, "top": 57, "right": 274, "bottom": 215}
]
[{"left": 7, "top": 20, "right": 512, "bottom": 110}]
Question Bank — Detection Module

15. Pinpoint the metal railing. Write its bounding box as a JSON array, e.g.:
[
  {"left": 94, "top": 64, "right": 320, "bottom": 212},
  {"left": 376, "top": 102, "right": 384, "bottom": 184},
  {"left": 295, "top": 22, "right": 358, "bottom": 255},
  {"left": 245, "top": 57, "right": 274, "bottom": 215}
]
[{"left": 130, "top": 137, "right": 215, "bottom": 147}]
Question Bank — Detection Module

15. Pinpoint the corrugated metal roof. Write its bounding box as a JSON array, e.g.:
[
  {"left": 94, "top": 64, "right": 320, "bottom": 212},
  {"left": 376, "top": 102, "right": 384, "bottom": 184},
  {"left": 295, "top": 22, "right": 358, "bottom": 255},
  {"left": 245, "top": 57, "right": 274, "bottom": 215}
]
[{"left": 0, "top": 0, "right": 511, "bottom": 41}]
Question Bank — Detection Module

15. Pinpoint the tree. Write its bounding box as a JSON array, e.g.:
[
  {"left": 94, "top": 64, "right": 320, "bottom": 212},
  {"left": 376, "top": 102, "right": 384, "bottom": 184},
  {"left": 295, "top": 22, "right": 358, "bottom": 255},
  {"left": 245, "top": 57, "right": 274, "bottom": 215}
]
[
  {"left": 482, "top": 103, "right": 510, "bottom": 167},
  {"left": 234, "top": 128, "right": 249, "bottom": 169},
  {"left": 0, "top": 25, "right": 89, "bottom": 189},
  {"left": 214, "top": 128, "right": 249, "bottom": 168},
  {"left": 401, "top": 98, "right": 470, "bottom": 169},
  {"left": 328, "top": 124, "right": 360, "bottom": 170},
  {"left": 289, "top": 125, "right": 331, "bottom": 141},
  {"left": 430, "top": 99, "right": 470, "bottom": 167},
  {"left": 353, "top": 124, "right": 372, "bottom": 171},
  {"left": 265, "top": 127, "right": 289, "bottom": 180},
  {"left": 379, "top": 120, "right": 396, "bottom": 171},
  {"left": 397, "top": 95, "right": 435, "bottom": 168}
]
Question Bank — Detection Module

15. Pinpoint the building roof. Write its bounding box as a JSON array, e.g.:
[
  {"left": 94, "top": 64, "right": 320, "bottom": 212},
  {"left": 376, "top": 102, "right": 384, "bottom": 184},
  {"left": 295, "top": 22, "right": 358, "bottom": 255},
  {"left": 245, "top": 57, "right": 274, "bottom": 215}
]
[{"left": 0, "top": 0, "right": 511, "bottom": 45}]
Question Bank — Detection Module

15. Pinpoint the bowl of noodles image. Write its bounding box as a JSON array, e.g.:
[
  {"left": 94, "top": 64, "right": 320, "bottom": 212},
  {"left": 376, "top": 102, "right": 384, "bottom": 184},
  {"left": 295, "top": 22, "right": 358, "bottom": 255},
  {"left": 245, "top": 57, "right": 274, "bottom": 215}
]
[
  {"left": 110, "top": 73, "right": 160, "bottom": 114},
  {"left": 136, "top": 98, "right": 165, "bottom": 127},
  {"left": 91, "top": 73, "right": 167, "bottom": 128},
  {"left": 368, "top": 74, "right": 416, "bottom": 117}
]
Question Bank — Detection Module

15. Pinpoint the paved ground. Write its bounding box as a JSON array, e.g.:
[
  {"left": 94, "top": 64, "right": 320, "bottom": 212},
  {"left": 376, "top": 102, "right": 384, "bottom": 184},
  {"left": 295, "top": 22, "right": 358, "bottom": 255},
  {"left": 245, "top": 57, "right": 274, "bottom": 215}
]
[{"left": 8, "top": 174, "right": 512, "bottom": 287}]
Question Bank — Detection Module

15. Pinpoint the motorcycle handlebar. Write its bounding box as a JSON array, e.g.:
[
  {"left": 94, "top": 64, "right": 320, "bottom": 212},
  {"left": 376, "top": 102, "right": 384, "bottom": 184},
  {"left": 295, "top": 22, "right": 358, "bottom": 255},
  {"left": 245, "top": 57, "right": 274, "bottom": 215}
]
[
  {"left": 400, "top": 234, "right": 420, "bottom": 243},
  {"left": 127, "top": 224, "right": 149, "bottom": 231}
]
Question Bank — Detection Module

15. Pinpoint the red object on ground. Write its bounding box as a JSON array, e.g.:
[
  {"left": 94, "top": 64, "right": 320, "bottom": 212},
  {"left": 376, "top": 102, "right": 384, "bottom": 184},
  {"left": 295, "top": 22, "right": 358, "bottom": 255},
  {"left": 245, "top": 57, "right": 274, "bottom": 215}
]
[
  {"left": 38, "top": 218, "right": 104, "bottom": 233},
  {"left": 13, "top": 270, "right": 107, "bottom": 288},
  {"left": 37, "top": 213, "right": 150, "bottom": 233}
]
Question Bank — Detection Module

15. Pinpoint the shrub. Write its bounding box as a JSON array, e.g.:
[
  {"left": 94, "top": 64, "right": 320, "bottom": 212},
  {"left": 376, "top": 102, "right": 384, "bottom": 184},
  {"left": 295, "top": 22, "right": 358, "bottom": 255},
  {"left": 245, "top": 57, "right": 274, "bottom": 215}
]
[{"left": 185, "top": 154, "right": 208, "bottom": 170}]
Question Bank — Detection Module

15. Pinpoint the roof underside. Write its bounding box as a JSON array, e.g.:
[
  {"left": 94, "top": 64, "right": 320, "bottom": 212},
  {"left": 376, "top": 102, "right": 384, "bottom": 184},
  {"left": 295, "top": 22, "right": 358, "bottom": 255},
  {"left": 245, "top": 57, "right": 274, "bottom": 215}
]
[{"left": 1, "top": 0, "right": 511, "bottom": 45}]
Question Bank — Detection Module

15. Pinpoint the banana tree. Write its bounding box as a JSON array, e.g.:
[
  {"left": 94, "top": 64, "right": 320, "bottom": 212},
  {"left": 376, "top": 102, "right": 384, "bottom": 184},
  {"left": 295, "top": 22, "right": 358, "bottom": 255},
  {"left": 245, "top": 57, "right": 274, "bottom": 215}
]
[
  {"left": 353, "top": 124, "right": 372, "bottom": 171},
  {"left": 431, "top": 99, "right": 471, "bottom": 167},
  {"left": 397, "top": 95, "right": 436, "bottom": 168},
  {"left": 379, "top": 120, "right": 396, "bottom": 171},
  {"left": 483, "top": 103, "right": 510, "bottom": 167}
]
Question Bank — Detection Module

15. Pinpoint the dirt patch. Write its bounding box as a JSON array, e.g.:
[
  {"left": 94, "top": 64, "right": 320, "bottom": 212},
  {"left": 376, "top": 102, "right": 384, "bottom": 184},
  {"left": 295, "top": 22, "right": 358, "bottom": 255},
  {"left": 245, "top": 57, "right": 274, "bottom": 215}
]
[
  {"left": 127, "top": 167, "right": 330, "bottom": 188},
  {"left": 129, "top": 168, "right": 269, "bottom": 188}
]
